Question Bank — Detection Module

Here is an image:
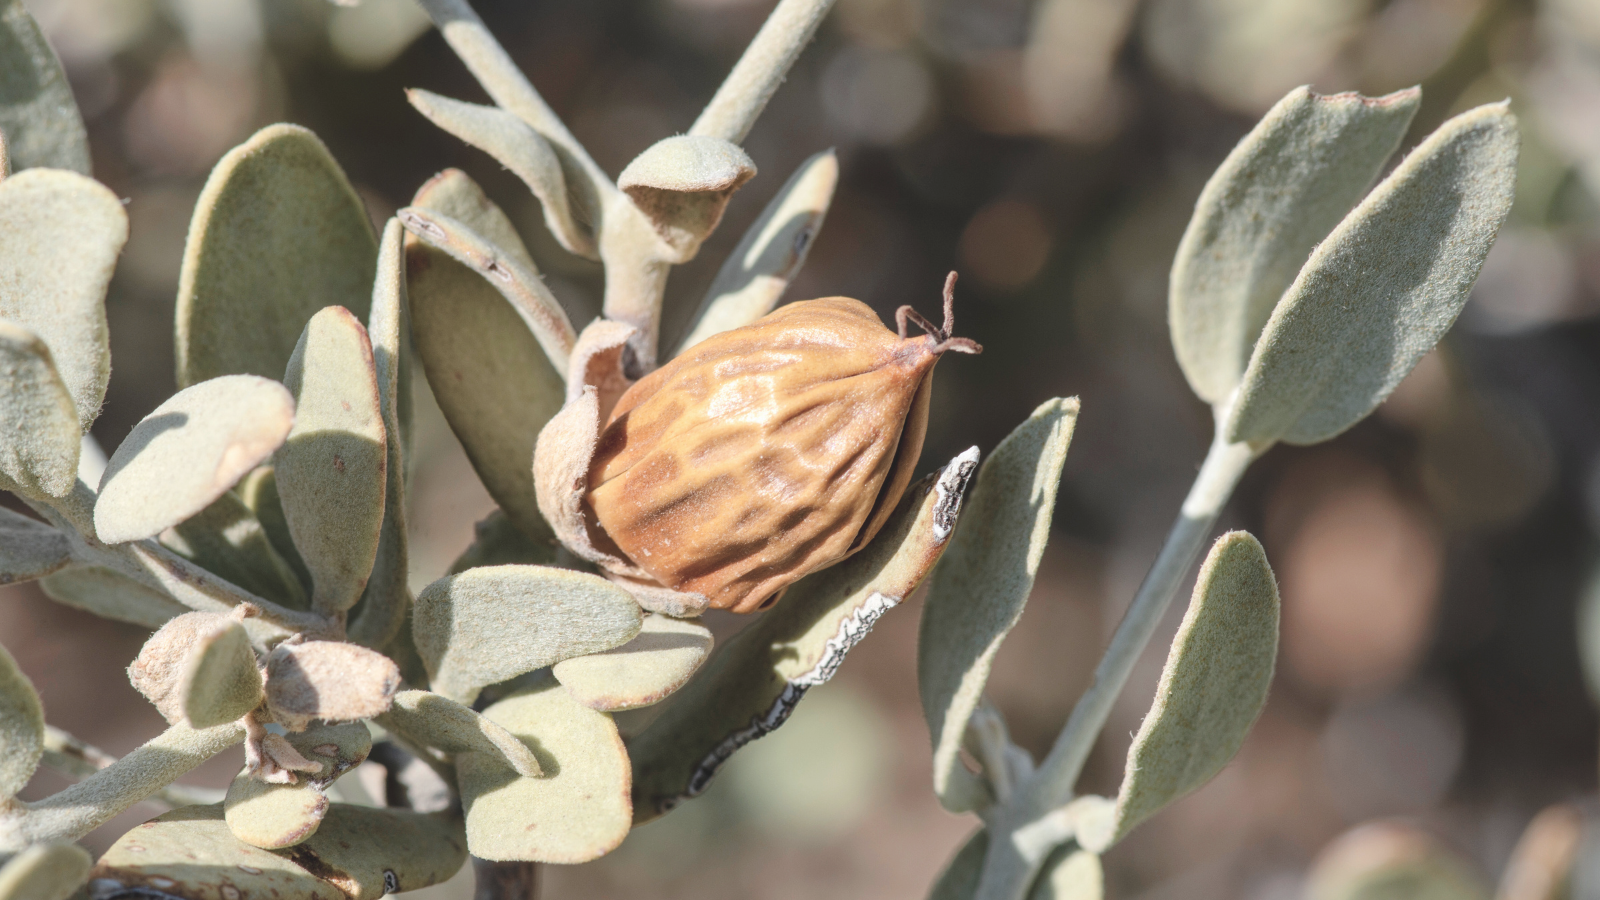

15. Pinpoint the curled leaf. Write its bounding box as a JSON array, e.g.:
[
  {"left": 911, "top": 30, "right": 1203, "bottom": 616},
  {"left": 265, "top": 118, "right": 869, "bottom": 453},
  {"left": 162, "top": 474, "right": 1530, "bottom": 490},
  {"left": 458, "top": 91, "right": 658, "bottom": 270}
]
[
  {"left": 0, "top": 842, "right": 91, "bottom": 900},
  {"left": 176, "top": 123, "right": 378, "bottom": 388},
  {"left": 413, "top": 564, "right": 642, "bottom": 705},
  {"left": 0, "top": 640, "right": 44, "bottom": 799},
  {"left": 180, "top": 617, "right": 264, "bottom": 728},
  {"left": 618, "top": 135, "right": 756, "bottom": 262},
  {"left": 94, "top": 375, "right": 295, "bottom": 545},
  {"left": 406, "top": 89, "right": 596, "bottom": 258},
  {"left": 0, "top": 321, "right": 81, "bottom": 499},
  {"left": 128, "top": 610, "right": 249, "bottom": 726},
  {"left": 263, "top": 639, "right": 401, "bottom": 731},
  {"left": 553, "top": 613, "right": 714, "bottom": 711},
  {"left": 0, "top": 506, "right": 71, "bottom": 585},
  {"left": 0, "top": 0, "right": 89, "bottom": 173},
  {"left": 1226, "top": 102, "right": 1520, "bottom": 446},
  {"left": 920, "top": 398, "right": 1078, "bottom": 813}
]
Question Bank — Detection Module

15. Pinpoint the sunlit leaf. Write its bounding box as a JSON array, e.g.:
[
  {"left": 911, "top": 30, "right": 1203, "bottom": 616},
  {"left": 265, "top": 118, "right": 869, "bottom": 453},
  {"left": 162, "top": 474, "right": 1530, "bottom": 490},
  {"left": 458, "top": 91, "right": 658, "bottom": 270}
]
[
  {"left": 0, "top": 842, "right": 91, "bottom": 900},
  {"left": 39, "top": 566, "right": 188, "bottom": 628},
  {"left": 263, "top": 639, "right": 400, "bottom": 732},
  {"left": 0, "top": 640, "right": 43, "bottom": 799},
  {"left": 376, "top": 689, "right": 541, "bottom": 777},
  {"left": 179, "top": 619, "right": 263, "bottom": 729},
  {"left": 553, "top": 613, "right": 714, "bottom": 711},
  {"left": 618, "top": 135, "right": 756, "bottom": 262},
  {"left": 0, "top": 325, "right": 77, "bottom": 500}
]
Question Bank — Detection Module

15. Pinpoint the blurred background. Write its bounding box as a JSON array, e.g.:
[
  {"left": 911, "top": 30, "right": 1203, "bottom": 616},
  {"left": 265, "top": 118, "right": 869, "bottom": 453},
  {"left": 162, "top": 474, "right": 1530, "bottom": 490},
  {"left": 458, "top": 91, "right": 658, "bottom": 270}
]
[{"left": 5, "top": 0, "right": 1600, "bottom": 896}]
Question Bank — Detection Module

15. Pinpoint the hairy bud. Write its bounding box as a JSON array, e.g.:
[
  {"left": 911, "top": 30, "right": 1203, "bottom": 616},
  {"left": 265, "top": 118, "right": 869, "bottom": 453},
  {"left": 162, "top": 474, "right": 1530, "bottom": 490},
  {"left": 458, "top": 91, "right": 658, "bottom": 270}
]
[{"left": 584, "top": 275, "right": 979, "bottom": 613}]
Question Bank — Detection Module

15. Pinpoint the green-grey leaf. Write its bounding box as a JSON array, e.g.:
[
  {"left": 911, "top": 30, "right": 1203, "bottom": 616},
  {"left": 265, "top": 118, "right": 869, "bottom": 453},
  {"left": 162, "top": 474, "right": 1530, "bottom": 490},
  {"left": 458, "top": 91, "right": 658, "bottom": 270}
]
[
  {"left": 920, "top": 398, "right": 1079, "bottom": 813},
  {"left": 0, "top": 842, "right": 91, "bottom": 900},
  {"left": 0, "top": 0, "right": 89, "bottom": 174},
  {"left": 1078, "top": 531, "right": 1278, "bottom": 852},
  {"left": 617, "top": 134, "right": 756, "bottom": 262},
  {"left": 0, "top": 640, "right": 43, "bottom": 799},
  {"left": 376, "top": 689, "right": 540, "bottom": 777},
  {"left": 237, "top": 465, "right": 314, "bottom": 596},
  {"left": 448, "top": 509, "right": 560, "bottom": 573},
  {"left": 629, "top": 449, "right": 979, "bottom": 820},
  {"left": 459, "top": 676, "right": 631, "bottom": 863},
  {"left": 39, "top": 566, "right": 188, "bottom": 628},
  {"left": 160, "top": 489, "right": 309, "bottom": 610},
  {"left": 95, "top": 375, "right": 295, "bottom": 544},
  {"left": 406, "top": 89, "right": 596, "bottom": 259},
  {"left": 0, "top": 322, "right": 77, "bottom": 500},
  {"left": 178, "top": 619, "right": 262, "bottom": 728},
  {"left": 1030, "top": 845, "right": 1103, "bottom": 900},
  {"left": 553, "top": 613, "right": 714, "bottom": 711},
  {"left": 0, "top": 167, "right": 124, "bottom": 432},
  {"left": 407, "top": 169, "right": 564, "bottom": 542},
  {"left": 929, "top": 830, "right": 988, "bottom": 900},
  {"left": 1225, "top": 102, "right": 1519, "bottom": 446},
  {"left": 674, "top": 148, "right": 838, "bottom": 354},
  {"left": 225, "top": 775, "right": 329, "bottom": 850},
  {"left": 413, "top": 564, "right": 642, "bottom": 705},
  {"left": 277, "top": 306, "right": 387, "bottom": 616},
  {"left": 398, "top": 205, "right": 576, "bottom": 372},
  {"left": 175, "top": 123, "right": 379, "bottom": 388},
  {"left": 291, "top": 803, "right": 467, "bottom": 898},
  {"left": 0, "top": 505, "right": 71, "bottom": 585},
  {"left": 349, "top": 218, "right": 413, "bottom": 650},
  {"left": 1170, "top": 85, "right": 1420, "bottom": 404}
]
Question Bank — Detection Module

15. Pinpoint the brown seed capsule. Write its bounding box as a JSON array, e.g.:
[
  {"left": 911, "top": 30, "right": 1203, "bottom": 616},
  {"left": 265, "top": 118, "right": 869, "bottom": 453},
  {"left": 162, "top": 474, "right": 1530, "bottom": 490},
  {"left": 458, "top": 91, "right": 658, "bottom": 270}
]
[{"left": 584, "top": 273, "right": 979, "bottom": 613}]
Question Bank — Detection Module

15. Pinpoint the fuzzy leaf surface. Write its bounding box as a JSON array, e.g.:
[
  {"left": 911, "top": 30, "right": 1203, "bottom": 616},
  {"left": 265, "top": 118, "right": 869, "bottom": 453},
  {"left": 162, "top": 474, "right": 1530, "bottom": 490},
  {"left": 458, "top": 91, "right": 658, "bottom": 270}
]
[
  {"left": 1079, "top": 532, "right": 1279, "bottom": 851},
  {"left": 413, "top": 565, "right": 642, "bottom": 705},
  {"left": 553, "top": 613, "right": 714, "bottom": 711},
  {"left": 920, "top": 398, "right": 1078, "bottom": 813},
  {"left": 277, "top": 306, "right": 387, "bottom": 616},
  {"left": 176, "top": 124, "right": 378, "bottom": 388},
  {"left": 263, "top": 640, "right": 400, "bottom": 732},
  {"left": 161, "top": 489, "right": 308, "bottom": 610},
  {"left": 629, "top": 449, "right": 980, "bottom": 820},
  {"left": 1226, "top": 102, "right": 1520, "bottom": 445},
  {"left": 1170, "top": 86, "right": 1420, "bottom": 404},
  {"left": 0, "top": 321, "right": 77, "bottom": 498},
  {"left": 224, "top": 776, "right": 329, "bottom": 850},
  {"left": 0, "top": 640, "right": 43, "bottom": 798},
  {"left": 180, "top": 619, "right": 262, "bottom": 729},
  {"left": 1032, "top": 846, "right": 1103, "bottom": 900},
  {"left": 95, "top": 375, "right": 295, "bottom": 544},
  {"left": 377, "top": 689, "right": 541, "bottom": 777},
  {"left": 0, "top": 0, "right": 88, "bottom": 173},
  {"left": 0, "top": 506, "right": 71, "bottom": 585},
  {"left": 0, "top": 842, "right": 91, "bottom": 900},
  {"left": 459, "top": 677, "right": 631, "bottom": 863},
  {"left": 407, "top": 169, "right": 564, "bottom": 541},
  {"left": 40, "top": 566, "right": 188, "bottom": 628},
  {"left": 618, "top": 135, "right": 756, "bottom": 261}
]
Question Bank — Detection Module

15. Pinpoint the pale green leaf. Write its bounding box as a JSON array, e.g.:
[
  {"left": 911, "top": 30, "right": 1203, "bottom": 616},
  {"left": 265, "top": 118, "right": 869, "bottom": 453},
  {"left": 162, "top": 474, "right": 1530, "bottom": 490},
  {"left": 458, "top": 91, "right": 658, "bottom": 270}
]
[
  {"left": 289, "top": 803, "right": 467, "bottom": 898},
  {"left": 160, "top": 489, "right": 309, "bottom": 610},
  {"left": 1226, "top": 102, "right": 1520, "bottom": 446},
  {"left": 176, "top": 123, "right": 379, "bottom": 388},
  {"left": 0, "top": 321, "right": 77, "bottom": 499},
  {"left": 179, "top": 619, "right": 262, "bottom": 728},
  {"left": 929, "top": 830, "right": 988, "bottom": 900},
  {"left": 237, "top": 465, "right": 314, "bottom": 595},
  {"left": 225, "top": 776, "right": 329, "bottom": 849},
  {"left": 0, "top": 506, "right": 71, "bottom": 585},
  {"left": 629, "top": 449, "right": 979, "bottom": 820},
  {"left": 95, "top": 375, "right": 295, "bottom": 544},
  {"left": 1031, "top": 846, "right": 1103, "bottom": 900},
  {"left": 920, "top": 398, "right": 1079, "bottom": 813},
  {"left": 1306, "top": 822, "right": 1490, "bottom": 900},
  {"left": 0, "top": 842, "right": 91, "bottom": 900},
  {"left": 263, "top": 640, "right": 400, "bottom": 732},
  {"left": 407, "top": 169, "right": 564, "bottom": 541},
  {"left": 0, "top": 0, "right": 89, "bottom": 173},
  {"left": 406, "top": 89, "right": 596, "bottom": 258},
  {"left": 39, "top": 566, "right": 187, "bottom": 628},
  {"left": 398, "top": 205, "right": 576, "bottom": 372},
  {"left": 1081, "top": 531, "right": 1278, "bottom": 851},
  {"left": 447, "top": 509, "right": 560, "bottom": 574},
  {"left": 349, "top": 218, "right": 413, "bottom": 650},
  {"left": 459, "top": 676, "right": 632, "bottom": 863},
  {"left": 553, "top": 613, "right": 714, "bottom": 711},
  {"left": 277, "top": 306, "right": 387, "bottom": 616},
  {"left": 675, "top": 148, "right": 839, "bottom": 354},
  {"left": 618, "top": 135, "right": 756, "bottom": 262},
  {"left": 413, "top": 564, "right": 642, "bottom": 705},
  {"left": 0, "top": 640, "right": 43, "bottom": 799},
  {"left": 376, "top": 689, "right": 540, "bottom": 777},
  {"left": 1171, "top": 85, "right": 1420, "bottom": 404}
]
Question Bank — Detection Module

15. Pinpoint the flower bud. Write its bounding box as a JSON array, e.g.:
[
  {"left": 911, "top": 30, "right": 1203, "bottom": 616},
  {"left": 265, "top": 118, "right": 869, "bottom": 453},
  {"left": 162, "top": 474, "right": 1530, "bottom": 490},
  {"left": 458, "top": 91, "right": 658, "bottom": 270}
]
[{"left": 584, "top": 275, "right": 979, "bottom": 613}]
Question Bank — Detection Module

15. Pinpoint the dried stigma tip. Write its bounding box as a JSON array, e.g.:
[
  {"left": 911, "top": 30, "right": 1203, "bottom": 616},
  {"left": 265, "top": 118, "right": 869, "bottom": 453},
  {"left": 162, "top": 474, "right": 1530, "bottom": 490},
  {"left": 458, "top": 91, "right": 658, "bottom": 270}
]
[{"left": 896, "top": 271, "right": 982, "bottom": 354}]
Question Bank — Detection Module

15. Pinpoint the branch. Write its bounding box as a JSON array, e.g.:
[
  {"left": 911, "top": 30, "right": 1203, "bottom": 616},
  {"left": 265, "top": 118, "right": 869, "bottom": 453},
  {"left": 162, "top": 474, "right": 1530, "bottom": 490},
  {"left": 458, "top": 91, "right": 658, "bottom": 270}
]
[
  {"left": 690, "top": 0, "right": 840, "bottom": 143},
  {"left": 40, "top": 725, "right": 225, "bottom": 809}
]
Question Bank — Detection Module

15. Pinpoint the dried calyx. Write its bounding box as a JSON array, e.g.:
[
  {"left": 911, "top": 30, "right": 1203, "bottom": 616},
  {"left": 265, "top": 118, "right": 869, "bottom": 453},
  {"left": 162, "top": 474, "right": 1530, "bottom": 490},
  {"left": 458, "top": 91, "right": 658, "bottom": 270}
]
[{"left": 578, "top": 272, "right": 980, "bottom": 613}]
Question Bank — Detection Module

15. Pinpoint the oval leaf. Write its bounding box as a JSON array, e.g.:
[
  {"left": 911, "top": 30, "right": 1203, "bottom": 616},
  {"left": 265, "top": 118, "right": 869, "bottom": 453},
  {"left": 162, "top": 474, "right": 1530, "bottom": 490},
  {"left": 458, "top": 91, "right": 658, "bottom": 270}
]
[
  {"left": 1079, "top": 531, "right": 1278, "bottom": 852},
  {"left": 1225, "top": 102, "right": 1520, "bottom": 446},
  {"left": 413, "top": 564, "right": 642, "bottom": 705},
  {"left": 553, "top": 613, "right": 714, "bottom": 711},
  {"left": 0, "top": 640, "right": 44, "bottom": 798},
  {"left": 0, "top": 506, "right": 71, "bottom": 585},
  {"left": 459, "top": 676, "right": 631, "bottom": 863},
  {"left": 179, "top": 620, "right": 263, "bottom": 729},
  {"left": 377, "top": 689, "right": 540, "bottom": 777},
  {"left": 40, "top": 566, "right": 189, "bottom": 628},
  {"left": 277, "top": 306, "right": 387, "bottom": 616},
  {"left": 920, "top": 398, "right": 1079, "bottom": 813},
  {"left": 1170, "top": 86, "right": 1420, "bottom": 404},
  {"left": 290, "top": 804, "right": 468, "bottom": 898},
  {"left": 224, "top": 776, "right": 329, "bottom": 849},
  {"left": 629, "top": 448, "right": 980, "bottom": 820},
  {"left": 406, "top": 89, "right": 596, "bottom": 258},
  {"left": 0, "top": 0, "right": 89, "bottom": 173},
  {"left": 0, "top": 322, "right": 80, "bottom": 500},
  {"left": 674, "top": 148, "right": 839, "bottom": 354},
  {"left": 407, "top": 169, "right": 564, "bottom": 542},
  {"left": 0, "top": 842, "right": 91, "bottom": 900},
  {"left": 95, "top": 375, "right": 295, "bottom": 544},
  {"left": 176, "top": 123, "right": 379, "bottom": 388},
  {"left": 263, "top": 640, "right": 400, "bottom": 732}
]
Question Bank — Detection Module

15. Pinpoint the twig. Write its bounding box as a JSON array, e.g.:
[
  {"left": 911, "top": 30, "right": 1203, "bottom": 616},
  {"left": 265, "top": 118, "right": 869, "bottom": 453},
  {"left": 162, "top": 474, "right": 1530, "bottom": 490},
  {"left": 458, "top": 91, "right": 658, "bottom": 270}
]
[
  {"left": 40, "top": 725, "right": 225, "bottom": 809},
  {"left": 690, "top": 0, "right": 841, "bottom": 143}
]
